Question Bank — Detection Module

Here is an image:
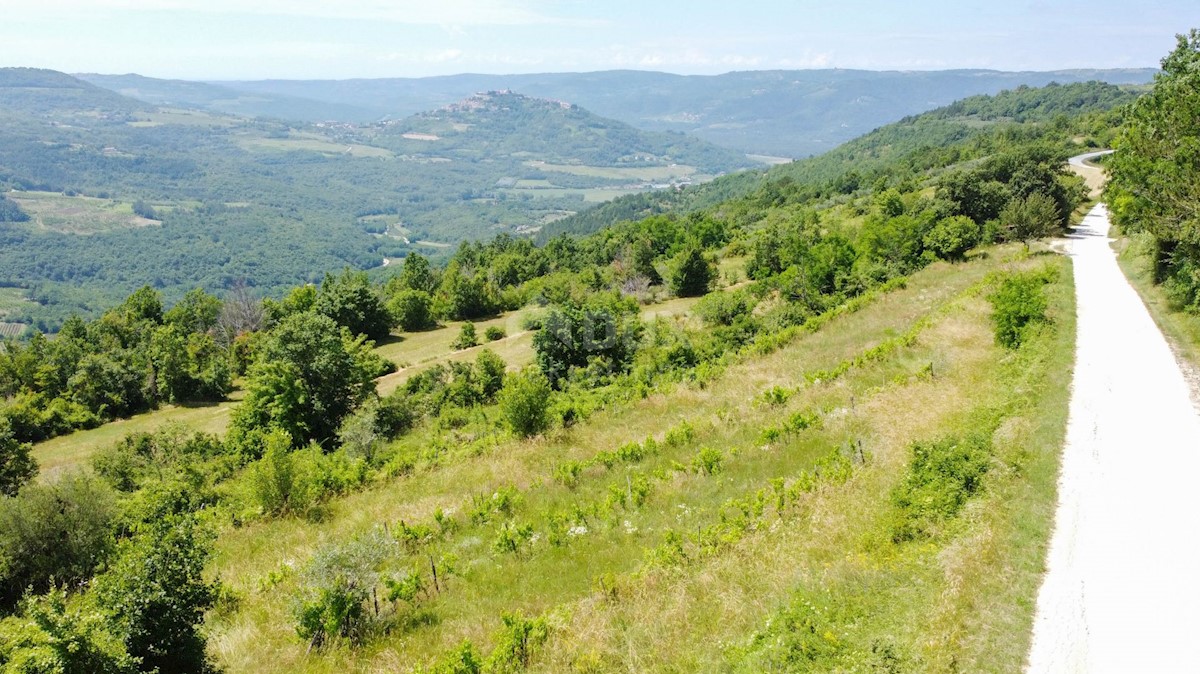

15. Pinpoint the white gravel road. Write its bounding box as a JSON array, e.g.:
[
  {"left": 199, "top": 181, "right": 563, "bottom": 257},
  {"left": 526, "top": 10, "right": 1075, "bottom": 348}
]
[{"left": 1026, "top": 202, "right": 1200, "bottom": 672}]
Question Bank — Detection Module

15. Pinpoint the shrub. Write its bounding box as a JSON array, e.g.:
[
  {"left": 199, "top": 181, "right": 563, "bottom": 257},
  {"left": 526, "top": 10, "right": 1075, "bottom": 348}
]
[
  {"left": 0, "top": 473, "right": 117, "bottom": 609},
  {"left": 92, "top": 512, "right": 218, "bottom": 673},
  {"left": 692, "top": 447, "right": 724, "bottom": 475},
  {"left": 292, "top": 528, "right": 396, "bottom": 648},
  {"left": 474, "top": 349, "right": 508, "bottom": 402},
  {"left": 248, "top": 430, "right": 310, "bottom": 517},
  {"left": 499, "top": 370, "right": 552, "bottom": 437},
  {"left": 452, "top": 322, "right": 479, "bottom": 350},
  {"left": 484, "top": 612, "right": 549, "bottom": 674},
  {"left": 484, "top": 326, "right": 506, "bottom": 341},
  {"left": 669, "top": 246, "right": 716, "bottom": 297},
  {"left": 0, "top": 418, "right": 36, "bottom": 496},
  {"left": 0, "top": 588, "right": 136, "bottom": 673},
  {"left": 923, "top": 215, "right": 981, "bottom": 262},
  {"left": 695, "top": 290, "right": 754, "bottom": 327},
  {"left": 388, "top": 289, "right": 437, "bottom": 332},
  {"left": 891, "top": 435, "right": 991, "bottom": 542},
  {"left": 989, "top": 270, "right": 1051, "bottom": 348}
]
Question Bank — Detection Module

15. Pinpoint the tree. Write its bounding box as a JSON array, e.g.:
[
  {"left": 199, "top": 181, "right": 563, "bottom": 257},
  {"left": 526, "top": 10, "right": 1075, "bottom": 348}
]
[
  {"left": 228, "top": 312, "right": 379, "bottom": 452},
  {"left": 668, "top": 246, "right": 715, "bottom": 297},
  {"left": 532, "top": 302, "right": 641, "bottom": 389},
  {"left": 164, "top": 288, "right": 222, "bottom": 335},
  {"left": 0, "top": 195, "right": 30, "bottom": 223},
  {"left": 1001, "top": 192, "right": 1060, "bottom": 247},
  {"left": 93, "top": 513, "right": 217, "bottom": 674},
  {"left": 118, "top": 286, "right": 163, "bottom": 326},
  {"left": 387, "top": 289, "right": 436, "bottom": 332},
  {"left": 620, "top": 239, "right": 662, "bottom": 286},
  {"left": 314, "top": 269, "right": 394, "bottom": 342},
  {"left": 924, "top": 215, "right": 982, "bottom": 262},
  {"left": 437, "top": 262, "right": 496, "bottom": 321},
  {"left": 452, "top": 322, "right": 479, "bottom": 350},
  {"left": 0, "top": 418, "right": 36, "bottom": 496},
  {"left": 0, "top": 473, "right": 117, "bottom": 608},
  {"left": 217, "top": 281, "right": 264, "bottom": 344},
  {"left": 398, "top": 252, "right": 437, "bottom": 294},
  {"left": 1108, "top": 30, "right": 1200, "bottom": 306},
  {"left": 499, "top": 369, "right": 551, "bottom": 437}
]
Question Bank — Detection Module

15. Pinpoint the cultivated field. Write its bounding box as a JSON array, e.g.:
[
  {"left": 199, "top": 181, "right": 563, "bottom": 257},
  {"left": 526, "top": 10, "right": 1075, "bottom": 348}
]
[{"left": 9, "top": 190, "right": 160, "bottom": 234}]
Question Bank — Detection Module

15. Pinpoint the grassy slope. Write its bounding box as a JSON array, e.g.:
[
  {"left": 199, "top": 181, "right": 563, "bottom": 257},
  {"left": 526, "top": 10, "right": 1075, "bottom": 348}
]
[
  {"left": 29, "top": 293, "right": 711, "bottom": 477},
  {"left": 203, "top": 245, "right": 1074, "bottom": 673}
]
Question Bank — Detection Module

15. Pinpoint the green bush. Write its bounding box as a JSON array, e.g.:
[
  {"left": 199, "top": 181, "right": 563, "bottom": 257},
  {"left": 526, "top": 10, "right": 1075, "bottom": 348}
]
[
  {"left": 92, "top": 512, "right": 218, "bottom": 673},
  {"left": 484, "top": 612, "right": 549, "bottom": 674},
  {"left": 923, "top": 215, "right": 981, "bottom": 262},
  {"left": 498, "top": 370, "right": 552, "bottom": 437},
  {"left": 0, "top": 473, "right": 117, "bottom": 609},
  {"left": 0, "top": 418, "right": 36, "bottom": 496},
  {"left": 695, "top": 290, "right": 754, "bottom": 327},
  {"left": 475, "top": 349, "right": 508, "bottom": 402},
  {"left": 292, "top": 528, "right": 395, "bottom": 648},
  {"left": 891, "top": 435, "right": 991, "bottom": 542},
  {"left": 484, "top": 326, "right": 506, "bottom": 341},
  {"left": 989, "top": 269, "right": 1052, "bottom": 348},
  {"left": 452, "top": 322, "right": 479, "bottom": 350},
  {"left": 0, "top": 588, "right": 137, "bottom": 674},
  {"left": 388, "top": 289, "right": 437, "bottom": 332}
]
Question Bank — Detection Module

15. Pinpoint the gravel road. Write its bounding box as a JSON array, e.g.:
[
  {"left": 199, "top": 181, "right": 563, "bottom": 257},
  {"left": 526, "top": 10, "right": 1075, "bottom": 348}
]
[{"left": 1026, "top": 202, "right": 1200, "bottom": 672}]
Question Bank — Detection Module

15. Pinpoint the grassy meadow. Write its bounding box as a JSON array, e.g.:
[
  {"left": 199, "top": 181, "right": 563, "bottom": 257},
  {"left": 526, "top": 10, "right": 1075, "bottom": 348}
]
[{"left": 191, "top": 244, "right": 1075, "bottom": 673}]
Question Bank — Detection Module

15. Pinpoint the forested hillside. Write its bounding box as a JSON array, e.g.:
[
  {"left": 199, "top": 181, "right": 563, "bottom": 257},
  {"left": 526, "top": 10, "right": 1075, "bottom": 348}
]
[
  {"left": 543, "top": 80, "right": 1138, "bottom": 240},
  {"left": 0, "top": 71, "right": 751, "bottom": 331},
  {"left": 89, "top": 67, "right": 1156, "bottom": 156},
  {"left": 0, "top": 78, "right": 1130, "bottom": 672}
]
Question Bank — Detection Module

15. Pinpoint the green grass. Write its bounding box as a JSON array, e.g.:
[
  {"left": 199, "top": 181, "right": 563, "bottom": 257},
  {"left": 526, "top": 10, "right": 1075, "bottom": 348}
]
[
  {"left": 0, "top": 287, "right": 30, "bottom": 318},
  {"left": 500, "top": 186, "right": 648, "bottom": 203},
  {"left": 523, "top": 161, "right": 701, "bottom": 182},
  {"left": 32, "top": 395, "right": 241, "bottom": 482},
  {"left": 239, "top": 135, "right": 393, "bottom": 158},
  {"left": 204, "top": 245, "right": 1073, "bottom": 672},
  {"left": 8, "top": 190, "right": 161, "bottom": 234}
]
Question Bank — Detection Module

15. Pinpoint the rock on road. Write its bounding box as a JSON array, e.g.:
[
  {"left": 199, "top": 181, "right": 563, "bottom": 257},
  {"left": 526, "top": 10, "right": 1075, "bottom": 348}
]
[{"left": 1026, "top": 202, "right": 1200, "bottom": 672}]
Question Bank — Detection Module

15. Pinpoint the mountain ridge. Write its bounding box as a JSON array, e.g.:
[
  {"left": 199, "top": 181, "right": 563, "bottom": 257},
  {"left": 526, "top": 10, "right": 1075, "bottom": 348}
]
[{"left": 112, "top": 67, "right": 1159, "bottom": 156}]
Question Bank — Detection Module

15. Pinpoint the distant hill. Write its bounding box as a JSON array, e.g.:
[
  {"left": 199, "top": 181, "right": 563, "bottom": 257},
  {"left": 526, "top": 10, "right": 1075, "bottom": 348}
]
[
  {"left": 370, "top": 90, "right": 749, "bottom": 172},
  {"left": 191, "top": 68, "right": 1156, "bottom": 157},
  {"left": 76, "top": 73, "right": 376, "bottom": 122},
  {"left": 0, "top": 69, "right": 752, "bottom": 328},
  {"left": 0, "top": 67, "right": 148, "bottom": 117},
  {"left": 540, "top": 80, "right": 1142, "bottom": 239}
]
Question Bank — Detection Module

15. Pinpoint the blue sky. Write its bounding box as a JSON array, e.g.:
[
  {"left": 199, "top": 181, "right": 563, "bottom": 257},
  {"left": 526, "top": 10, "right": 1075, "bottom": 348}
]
[{"left": 1, "top": 1, "right": 1196, "bottom": 80}]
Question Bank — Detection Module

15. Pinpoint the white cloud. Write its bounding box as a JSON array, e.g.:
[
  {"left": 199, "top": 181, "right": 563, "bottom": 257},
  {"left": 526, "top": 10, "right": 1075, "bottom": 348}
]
[{"left": 3, "top": 0, "right": 605, "bottom": 26}]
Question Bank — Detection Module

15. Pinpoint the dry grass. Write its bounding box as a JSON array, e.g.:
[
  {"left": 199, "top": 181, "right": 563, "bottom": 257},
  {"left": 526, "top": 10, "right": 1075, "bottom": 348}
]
[{"left": 204, "top": 249, "right": 1047, "bottom": 673}]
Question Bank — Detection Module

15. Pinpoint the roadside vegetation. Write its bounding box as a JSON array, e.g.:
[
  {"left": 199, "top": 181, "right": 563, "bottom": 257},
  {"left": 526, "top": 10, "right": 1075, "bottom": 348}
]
[{"left": 1107, "top": 30, "right": 1200, "bottom": 372}]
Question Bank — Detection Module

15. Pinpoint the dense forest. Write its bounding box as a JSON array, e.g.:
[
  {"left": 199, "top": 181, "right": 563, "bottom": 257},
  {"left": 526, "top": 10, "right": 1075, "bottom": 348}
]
[
  {"left": 1107, "top": 29, "right": 1200, "bottom": 310},
  {"left": 0, "top": 74, "right": 1131, "bottom": 671}
]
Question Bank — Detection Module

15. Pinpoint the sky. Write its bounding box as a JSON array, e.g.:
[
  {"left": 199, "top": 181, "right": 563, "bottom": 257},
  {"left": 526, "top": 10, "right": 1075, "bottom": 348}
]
[{"left": 0, "top": 0, "right": 1196, "bottom": 80}]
